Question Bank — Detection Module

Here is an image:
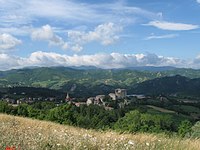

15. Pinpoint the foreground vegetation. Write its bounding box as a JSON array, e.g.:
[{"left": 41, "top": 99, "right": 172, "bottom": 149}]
[
  {"left": 0, "top": 114, "right": 200, "bottom": 150},
  {"left": 0, "top": 101, "right": 196, "bottom": 136}
]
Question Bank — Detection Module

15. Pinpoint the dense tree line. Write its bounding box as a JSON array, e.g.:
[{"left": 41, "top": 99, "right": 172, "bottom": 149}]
[{"left": 0, "top": 101, "right": 198, "bottom": 138}]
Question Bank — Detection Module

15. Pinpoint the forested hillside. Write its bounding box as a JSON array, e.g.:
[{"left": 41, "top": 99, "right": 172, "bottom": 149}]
[{"left": 1, "top": 67, "right": 200, "bottom": 97}]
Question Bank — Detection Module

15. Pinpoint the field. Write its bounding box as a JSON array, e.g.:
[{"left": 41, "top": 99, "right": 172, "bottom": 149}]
[
  {"left": 146, "top": 105, "right": 175, "bottom": 113},
  {"left": 0, "top": 114, "right": 200, "bottom": 150}
]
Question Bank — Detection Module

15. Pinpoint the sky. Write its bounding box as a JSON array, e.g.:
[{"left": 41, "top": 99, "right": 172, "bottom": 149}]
[{"left": 0, "top": 0, "right": 200, "bottom": 70}]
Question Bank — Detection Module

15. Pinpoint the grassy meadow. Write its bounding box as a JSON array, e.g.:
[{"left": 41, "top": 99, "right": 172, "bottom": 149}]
[{"left": 0, "top": 114, "right": 200, "bottom": 150}]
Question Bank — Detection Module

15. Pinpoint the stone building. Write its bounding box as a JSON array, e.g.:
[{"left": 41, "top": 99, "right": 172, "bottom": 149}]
[{"left": 115, "top": 88, "right": 127, "bottom": 99}]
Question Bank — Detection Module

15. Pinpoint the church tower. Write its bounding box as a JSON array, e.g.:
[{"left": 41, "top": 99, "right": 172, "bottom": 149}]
[{"left": 65, "top": 93, "right": 71, "bottom": 102}]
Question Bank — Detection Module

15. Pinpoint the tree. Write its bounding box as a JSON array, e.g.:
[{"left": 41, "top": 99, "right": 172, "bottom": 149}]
[
  {"left": 0, "top": 101, "right": 9, "bottom": 113},
  {"left": 17, "top": 104, "right": 29, "bottom": 116},
  {"left": 190, "top": 121, "right": 200, "bottom": 138},
  {"left": 114, "top": 110, "right": 141, "bottom": 133},
  {"left": 178, "top": 120, "right": 192, "bottom": 137}
]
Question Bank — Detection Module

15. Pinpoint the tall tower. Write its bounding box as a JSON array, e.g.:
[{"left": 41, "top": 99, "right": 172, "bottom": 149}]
[{"left": 65, "top": 93, "right": 71, "bottom": 102}]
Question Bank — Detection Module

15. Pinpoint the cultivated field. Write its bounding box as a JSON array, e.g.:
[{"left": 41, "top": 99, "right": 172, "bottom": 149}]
[
  {"left": 147, "top": 105, "right": 176, "bottom": 113},
  {"left": 0, "top": 114, "right": 199, "bottom": 150}
]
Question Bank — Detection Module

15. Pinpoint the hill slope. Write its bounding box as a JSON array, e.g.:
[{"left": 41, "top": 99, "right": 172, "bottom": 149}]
[
  {"left": 130, "top": 75, "right": 200, "bottom": 97},
  {"left": 0, "top": 114, "right": 200, "bottom": 150},
  {"left": 1, "top": 67, "right": 200, "bottom": 97}
]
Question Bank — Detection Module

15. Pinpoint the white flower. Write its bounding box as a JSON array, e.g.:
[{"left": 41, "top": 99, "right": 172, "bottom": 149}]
[
  {"left": 128, "top": 140, "right": 134, "bottom": 145},
  {"left": 146, "top": 142, "right": 150, "bottom": 146}
]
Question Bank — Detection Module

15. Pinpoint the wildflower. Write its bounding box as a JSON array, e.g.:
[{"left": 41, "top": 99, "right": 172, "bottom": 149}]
[
  {"left": 128, "top": 140, "right": 134, "bottom": 145},
  {"left": 57, "top": 143, "right": 61, "bottom": 146},
  {"left": 146, "top": 142, "right": 150, "bottom": 146}
]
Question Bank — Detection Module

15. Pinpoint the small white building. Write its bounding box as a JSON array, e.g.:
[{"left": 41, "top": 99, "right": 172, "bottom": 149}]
[
  {"left": 95, "top": 95, "right": 105, "bottom": 102},
  {"left": 115, "top": 88, "right": 127, "bottom": 99},
  {"left": 86, "top": 97, "right": 95, "bottom": 105},
  {"left": 109, "top": 93, "right": 117, "bottom": 100}
]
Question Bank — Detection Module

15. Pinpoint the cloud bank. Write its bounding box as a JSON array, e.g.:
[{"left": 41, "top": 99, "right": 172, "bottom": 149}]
[{"left": 0, "top": 51, "right": 199, "bottom": 71}]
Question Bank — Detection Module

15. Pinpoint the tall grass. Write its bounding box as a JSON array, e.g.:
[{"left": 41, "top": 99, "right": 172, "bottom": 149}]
[{"left": 0, "top": 114, "right": 199, "bottom": 150}]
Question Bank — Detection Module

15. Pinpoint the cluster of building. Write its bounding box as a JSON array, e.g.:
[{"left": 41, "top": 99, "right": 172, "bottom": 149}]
[
  {"left": 1, "top": 96, "right": 58, "bottom": 105},
  {"left": 2, "top": 88, "right": 146, "bottom": 110},
  {"left": 86, "top": 88, "right": 127, "bottom": 106},
  {"left": 63, "top": 88, "right": 129, "bottom": 109}
]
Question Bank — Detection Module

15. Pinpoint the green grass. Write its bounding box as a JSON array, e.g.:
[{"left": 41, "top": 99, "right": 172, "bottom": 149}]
[
  {"left": 176, "top": 105, "right": 200, "bottom": 113},
  {"left": 146, "top": 105, "right": 175, "bottom": 113}
]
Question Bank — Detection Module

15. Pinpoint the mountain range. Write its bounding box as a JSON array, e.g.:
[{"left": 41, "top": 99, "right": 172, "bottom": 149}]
[{"left": 0, "top": 66, "right": 200, "bottom": 97}]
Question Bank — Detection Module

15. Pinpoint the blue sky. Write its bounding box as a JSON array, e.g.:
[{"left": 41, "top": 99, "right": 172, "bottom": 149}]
[{"left": 0, "top": 0, "right": 200, "bottom": 70}]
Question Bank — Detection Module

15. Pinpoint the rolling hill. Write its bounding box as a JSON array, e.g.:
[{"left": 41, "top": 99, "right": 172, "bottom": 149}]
[
  {"left": 1, "top": 66, "right": 200, "bottom": 97},
  {"left": 130, "top": 75, "right": 200, "bottom": 97}
]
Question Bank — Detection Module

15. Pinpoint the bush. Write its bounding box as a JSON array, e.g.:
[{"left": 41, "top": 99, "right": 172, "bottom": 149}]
[
  {"left": 178, "top": 120, "right": 192, "bottom": 137},
  {"left": 190, "top": 121, "right": 200, "bottom": 138}
]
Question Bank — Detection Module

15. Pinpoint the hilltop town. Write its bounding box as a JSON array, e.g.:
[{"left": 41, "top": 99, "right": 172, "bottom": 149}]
[{"left": 1, "top": 87, "right": 146, "bottom": 110}]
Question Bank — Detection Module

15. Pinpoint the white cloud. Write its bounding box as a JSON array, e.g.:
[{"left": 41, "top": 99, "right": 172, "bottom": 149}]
[
  {"left": 197, "top": 0, "right": 200, "bottom": 4},
  {"left": 0, "top": 33, "right": 22, "bottom": 51},
  {"left": 145, "top": 34, "right": 178, "bottom": 40},
  {"left": 0, "top": 0, "right": 160, "bottom": 30},
  {"left": 31, "top": 23, "right": 122, "bottom": 52},
  {"left": 0, "top": 51, "right": 192, "bottom": 70},
  {"left": 31, "top": 25, "right": 54, "bottom": 41},
  {"left": 65, "top": 22, "right": 123, "bottom": 51},
  {"left": 0, "top": 26, "right": 32, "bottom": 36},
  {"left": 0, "top": 54, "right": 22, "bottom": 70},
  {"left": 144, "top": 21, "right": 199, "bottom": 31},
  {"left": 31, "top": 25, "right": 64, "bottom": 47}
]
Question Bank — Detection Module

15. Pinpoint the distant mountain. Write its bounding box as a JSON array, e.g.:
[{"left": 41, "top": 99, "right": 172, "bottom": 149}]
[
  {"left": 125, "top": 66, "right": 176, "bottom": 72},
  {"left": 130, "top": 75, "right": 200, "bottom": 97},
  {"left": 0, "top": 86, "right": 65, "bottom": 99},
  {"left": 0, "top": 67, "right": 200, "bottom": 97},
  {"left": 67, "top": 66, "right": 100, "bottom": 70}
]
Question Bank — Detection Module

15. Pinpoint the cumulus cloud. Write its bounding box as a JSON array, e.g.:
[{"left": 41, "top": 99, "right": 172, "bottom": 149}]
[
  {"left": 144, "top": 21, "right": 199, "bottom": 31},
  {"left": 31, "top": 25, "right": 54, "bottom": 41},
  {"left": 0, "top": 54, "right": 21, "bottom": 70},
  {"left": 31, "top": 25, "right": 64, "bottom": 47},
  {"left": 31, "top": 23, "right": 122, "bottom": 52},
  {"left": 145, "top": 34, "right": 178, "bottom": 40},
  {"left": 193, "top": 54, "right": 200, "bottom": 64},
  {"left": 0, "top": 33, "right": 22, "bottom": 52},
  {"left": 0, "top": 51, "right": 191, "bottom": 70},
  {"left": 65, "top": 22, "right": 122, "bottom": 51}
]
